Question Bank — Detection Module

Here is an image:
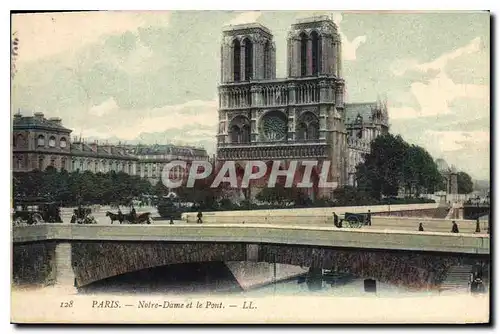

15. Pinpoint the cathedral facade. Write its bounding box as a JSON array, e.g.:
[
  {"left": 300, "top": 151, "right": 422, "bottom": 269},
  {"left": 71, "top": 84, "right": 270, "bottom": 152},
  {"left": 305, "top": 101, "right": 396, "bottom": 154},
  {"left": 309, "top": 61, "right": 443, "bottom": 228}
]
[{"left": 215, "top": 16, "right": 389, "bottom": 200}]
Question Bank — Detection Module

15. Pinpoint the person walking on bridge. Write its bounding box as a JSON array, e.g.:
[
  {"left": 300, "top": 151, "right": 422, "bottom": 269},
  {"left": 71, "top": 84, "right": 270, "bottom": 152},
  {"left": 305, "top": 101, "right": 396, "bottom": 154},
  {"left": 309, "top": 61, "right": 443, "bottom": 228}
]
[
  {"left": 197, "top": 211, "right": 203, "bottom": 224},
  {"left": 333, "top": 212, "right": 339, "bottom": 228},
  {"left": 451, "top": 221, "right": 459, "bottom": 233},
  {"left": 418, "top": 223, "right": 424, "bottom": 232}
]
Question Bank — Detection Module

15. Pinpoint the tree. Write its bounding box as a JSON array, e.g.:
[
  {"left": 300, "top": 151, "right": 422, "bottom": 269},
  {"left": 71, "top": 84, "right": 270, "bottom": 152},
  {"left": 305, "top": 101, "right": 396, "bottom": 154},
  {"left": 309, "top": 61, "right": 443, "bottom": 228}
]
[
  {"left": 333, "top": 185, "right": 378, "bottom": 206},
  {"left": 255, "top": 184, "right": 290, "bottom": 207},
  {"left": 402, "top": 145, "right": 442, "bottom": 196},
  {"left": 355, "top": 134, "right": 409, "bottom": 199},
  {"left": 457, "top": 171, "right": 473, "bottom": 194},
  {"left": 356, "top": 134, "right": 442, "bottom": 199}
]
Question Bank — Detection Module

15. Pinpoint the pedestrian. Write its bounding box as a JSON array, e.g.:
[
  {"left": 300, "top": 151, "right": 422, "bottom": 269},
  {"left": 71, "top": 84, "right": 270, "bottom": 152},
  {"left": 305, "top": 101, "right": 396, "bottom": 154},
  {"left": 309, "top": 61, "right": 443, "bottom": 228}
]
[
  {"left": 418, "top": 223, "right": 424, "bottom": 232},
  {"left": 197, "top": 210, "right": 203, "bottom": 224},
  {"left": 451, "top": 221, "right": 459, "bottom": 233},
  {"left": 475, "top": 218, "right": 481, "bottom": 233},
  {"left": 366, "top": 210, "right": 372, "bottom": 226},
  {"left": 333, "top": 212, "right": 339, "bottom": 227},
  {"left": 170, "top": 216, "right": 174, "bottom": 225}
]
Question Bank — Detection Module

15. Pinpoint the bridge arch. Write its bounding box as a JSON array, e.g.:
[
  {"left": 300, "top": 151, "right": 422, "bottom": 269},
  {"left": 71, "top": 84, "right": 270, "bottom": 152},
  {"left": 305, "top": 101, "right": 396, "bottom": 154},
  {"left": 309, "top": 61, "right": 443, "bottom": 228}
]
[{"left": 68, "top": 242, "right": 477, "bottom": 290}]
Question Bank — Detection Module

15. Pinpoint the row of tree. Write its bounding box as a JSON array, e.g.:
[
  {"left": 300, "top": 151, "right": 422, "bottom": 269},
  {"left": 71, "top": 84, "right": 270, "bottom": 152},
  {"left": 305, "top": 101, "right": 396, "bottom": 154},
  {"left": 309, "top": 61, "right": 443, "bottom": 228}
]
[
  {"left": 13, "top": 167, "right": 153, "bottom": 206},
  {"left": 355, "top": 134, "right": 473, "bottom": 200},
  {"left": 12, "top": 134, "right": 474, "bottom": 209}
]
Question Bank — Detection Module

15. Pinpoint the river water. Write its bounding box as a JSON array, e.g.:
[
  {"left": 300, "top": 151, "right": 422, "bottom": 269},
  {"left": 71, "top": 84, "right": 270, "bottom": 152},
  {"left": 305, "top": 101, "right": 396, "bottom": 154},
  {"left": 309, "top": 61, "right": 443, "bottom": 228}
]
[{"left": 76, "top": 261, "right": 443, "bottom": 298}]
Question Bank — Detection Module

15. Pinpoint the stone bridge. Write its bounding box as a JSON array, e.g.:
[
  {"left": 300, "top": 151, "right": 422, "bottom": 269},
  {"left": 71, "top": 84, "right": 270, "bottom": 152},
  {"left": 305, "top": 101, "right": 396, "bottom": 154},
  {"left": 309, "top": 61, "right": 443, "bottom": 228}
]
[{"left": 12, "top": 224, "right": 490, "bottom": 292}]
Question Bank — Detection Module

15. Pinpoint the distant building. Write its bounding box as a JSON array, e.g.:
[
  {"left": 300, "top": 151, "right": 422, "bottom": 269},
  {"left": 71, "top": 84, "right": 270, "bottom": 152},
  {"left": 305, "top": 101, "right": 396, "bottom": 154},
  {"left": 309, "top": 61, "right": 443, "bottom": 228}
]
[
  {"left": 12, "top": 112, "right": 72, "bottom": 172},
  {"left": 70, "top": 139, "right": 138, "bottom": 174},
  {"left": 123, "top": 144, "right": 209, "bottom": 185},
  {"left": 436, "top": 158, "right": 458, "bottom": 195},
  {"left": 345, "top": 102, "right": 389, "bottom": 186},
  {"left": 12, "top": 112, "right": 209, "bottom": 185}
]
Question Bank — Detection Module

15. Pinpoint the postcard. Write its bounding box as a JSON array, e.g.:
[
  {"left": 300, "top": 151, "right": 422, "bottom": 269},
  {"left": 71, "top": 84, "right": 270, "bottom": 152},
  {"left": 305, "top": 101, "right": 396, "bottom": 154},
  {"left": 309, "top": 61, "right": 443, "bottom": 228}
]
[{"left": 10, "top": 10, "right": 490, "bottom": 324}]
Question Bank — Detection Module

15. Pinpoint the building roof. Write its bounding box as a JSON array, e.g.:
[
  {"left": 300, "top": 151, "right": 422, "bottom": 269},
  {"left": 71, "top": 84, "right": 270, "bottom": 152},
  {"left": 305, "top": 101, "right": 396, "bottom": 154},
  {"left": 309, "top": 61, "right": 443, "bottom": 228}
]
[
  {"left": 70, "top": 142, "right": 137, "bottom": 159},
  {"left": 345, "top": 102, "right": 388, "bottom": 126},
  {"left": 222, "top": 22, "right": 272, "bottom": 35},
  {"left": 128, "top": 144, "right": 208, "bottom": 157},
  {"left": 13, "top": 112, "right": 72, "bottom": 133}
]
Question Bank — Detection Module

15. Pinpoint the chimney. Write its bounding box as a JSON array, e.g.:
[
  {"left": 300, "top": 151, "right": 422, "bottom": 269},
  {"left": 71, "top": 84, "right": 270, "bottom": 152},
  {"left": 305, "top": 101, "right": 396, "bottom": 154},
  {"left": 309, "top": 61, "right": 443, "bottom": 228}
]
[
  {"left": 34, "top": 112, "right": 44, "bottom": 121},
  {"left": 48, "top": 117, "right": 62, "bottom": 126}
]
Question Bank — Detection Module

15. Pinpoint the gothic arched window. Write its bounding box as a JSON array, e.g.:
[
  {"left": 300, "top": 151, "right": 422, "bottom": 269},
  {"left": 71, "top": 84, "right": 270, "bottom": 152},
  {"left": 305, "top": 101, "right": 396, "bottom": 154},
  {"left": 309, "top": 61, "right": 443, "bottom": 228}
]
[
  {"left": 297, "top": 122, "right": 307, "bottom": 140},
  {"left": 263, "top": 40, "right": 271, "bottom": 79},
  {"left": 311, "top": 31, "right": 320, "bottom": 75},
  {"left": 297, "top": 112, "right": 319, "bottom": 140},
  {"left": 233, "top": 39, "right": 241, "bottom": 82},
  {"left": 230, "top": 125, "right": 241, "bottom": 143},
  {"left": 243, "top": 38, "right": 253, "bottom": 81},
  {"left": 300, "top": 32, "right": 308, "bottom": 76}
]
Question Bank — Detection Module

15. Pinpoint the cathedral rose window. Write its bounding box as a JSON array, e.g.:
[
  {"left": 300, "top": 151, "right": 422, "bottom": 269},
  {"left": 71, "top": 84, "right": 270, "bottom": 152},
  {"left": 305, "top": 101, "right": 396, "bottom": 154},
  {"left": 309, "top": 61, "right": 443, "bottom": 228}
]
[{"left": 261, "top": 111, "right": 287, "bottom": 142}]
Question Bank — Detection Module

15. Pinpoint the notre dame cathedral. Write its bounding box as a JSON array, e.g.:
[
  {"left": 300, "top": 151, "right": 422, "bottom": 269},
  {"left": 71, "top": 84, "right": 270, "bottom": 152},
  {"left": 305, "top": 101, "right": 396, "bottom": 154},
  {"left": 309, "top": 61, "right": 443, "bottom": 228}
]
[{"left": 215, "top": 16, "right": 389, "bottom": 200}]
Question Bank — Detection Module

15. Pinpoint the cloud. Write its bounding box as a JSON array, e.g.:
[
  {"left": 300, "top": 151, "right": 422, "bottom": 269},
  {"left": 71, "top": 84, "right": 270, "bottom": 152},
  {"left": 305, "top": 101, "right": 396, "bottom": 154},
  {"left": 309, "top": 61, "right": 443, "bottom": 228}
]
[
  {"left": 83, "top": 99, "right": 218, "bottom": 141},
  {"left": 226, "top": 11, "right": 262, "bottom": 25},
  {"left": 89, "top": 97, "right": 120, "bottom": 117},
  {"left": 342, "top": 35, "right": 367, "bottom": 61},
  {"left": 11, "top": 11, "right": 171, "bottom": 66},
  {"left": 329, "top": 12, "right": 366, "bottom": 61},
  {"left": 418, "top": 130, "right": 490, "bottom": 179},
  {"left": 389, "top": 37, "right": 489, "bottom": 119},
  {"left": 389, "top": 71, "right": 489, "bottom": 119},
  {"left": 101, "top": 39, "right": 157, "bottom": 74},
  {"left": 424, "top": 130, "right": 489, "bottom": 152}
]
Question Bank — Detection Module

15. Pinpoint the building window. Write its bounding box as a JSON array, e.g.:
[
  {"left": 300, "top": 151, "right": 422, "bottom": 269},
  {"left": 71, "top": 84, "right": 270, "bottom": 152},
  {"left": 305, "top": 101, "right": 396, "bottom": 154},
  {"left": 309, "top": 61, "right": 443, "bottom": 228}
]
[
  {"left": 311, "top": 31, "right": 320, "bottom": 75},
  {"left": 38, "top": 157, "right": 44, "bottom": 170},
  {"left": 60, "top": 137, "right": 67, "bottom": 148},
  {"left": 48, "top": 136, "right": 56, "bottom": 147},
  {"left": 37, "top": 135, "right": 45, "bottom": 147},
  {"left": 233, "top": 39, "right": 241, "bottom": 82},
  {"left": 50, "top": 157, "right": 56, "bottom": 167},
  {"left": 16, "top": 134, "right": 25, "bottom": 148},
  {"left": 61, "top": 158, "right": 67, "bottom": 170},
  {"left": 17, "top": 158, "right": 23, "bottom": 170},
  {"left": 300, "top": 32, "right": 308, "bottom": 76},
  {"left": 243, "top": 38, "right": 253, "bottom": 81},
  {"left": 264, "top": 40, "right": 271, "bottom": 79}
]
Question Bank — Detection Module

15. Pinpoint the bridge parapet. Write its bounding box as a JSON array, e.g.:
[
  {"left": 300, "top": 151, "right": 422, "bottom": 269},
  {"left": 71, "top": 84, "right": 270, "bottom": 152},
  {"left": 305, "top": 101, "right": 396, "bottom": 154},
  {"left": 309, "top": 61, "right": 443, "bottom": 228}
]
[
  {"left": 12, "top": 224, "right": 489, "bottom": 255},
  {"left": 183, "top": 203, "right": 440, "bottom": 221}
]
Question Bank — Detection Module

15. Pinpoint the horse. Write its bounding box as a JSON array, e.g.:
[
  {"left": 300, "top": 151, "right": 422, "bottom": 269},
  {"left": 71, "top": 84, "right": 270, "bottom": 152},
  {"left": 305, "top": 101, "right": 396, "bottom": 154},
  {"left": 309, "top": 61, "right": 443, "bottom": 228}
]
[
  {"left": 106, "top": 211, "right": 124, "bottom": 224},
  {"left": 124, "top": 212, "right": 152, "bottom": 224}
]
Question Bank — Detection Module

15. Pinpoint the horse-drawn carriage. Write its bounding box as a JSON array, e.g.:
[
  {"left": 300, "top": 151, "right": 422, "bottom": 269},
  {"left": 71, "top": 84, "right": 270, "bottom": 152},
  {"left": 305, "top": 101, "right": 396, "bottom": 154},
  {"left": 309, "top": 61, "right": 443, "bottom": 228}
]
[
  {"left": 70, "top": 206, "right": 97, "bottom": 225},
  {"left": 12, "top": 198, "right": 63, "bottom": 226},
  {"left": 106, "top": 209, "right": 152, "bottom": 225},
  {"left": 336, "top": 212, "right": 371, "bottom": 228}
]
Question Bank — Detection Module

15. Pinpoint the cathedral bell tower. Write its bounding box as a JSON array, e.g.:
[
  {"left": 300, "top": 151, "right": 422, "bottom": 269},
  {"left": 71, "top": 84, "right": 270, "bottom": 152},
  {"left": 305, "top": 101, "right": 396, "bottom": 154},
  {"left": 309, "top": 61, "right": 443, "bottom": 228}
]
[
  {"left": 220, "top": 23, "right": 276, "bottom": 83},
  {"left": 286, "top": 16, "right": 348, "bottom": 190}
]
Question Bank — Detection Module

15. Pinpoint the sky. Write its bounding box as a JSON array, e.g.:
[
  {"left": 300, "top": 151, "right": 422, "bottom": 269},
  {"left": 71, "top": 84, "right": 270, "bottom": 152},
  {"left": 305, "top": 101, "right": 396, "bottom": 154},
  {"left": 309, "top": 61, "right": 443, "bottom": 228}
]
[{"left": 11, "top": 11, "right": 490, "bottom": 180}]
